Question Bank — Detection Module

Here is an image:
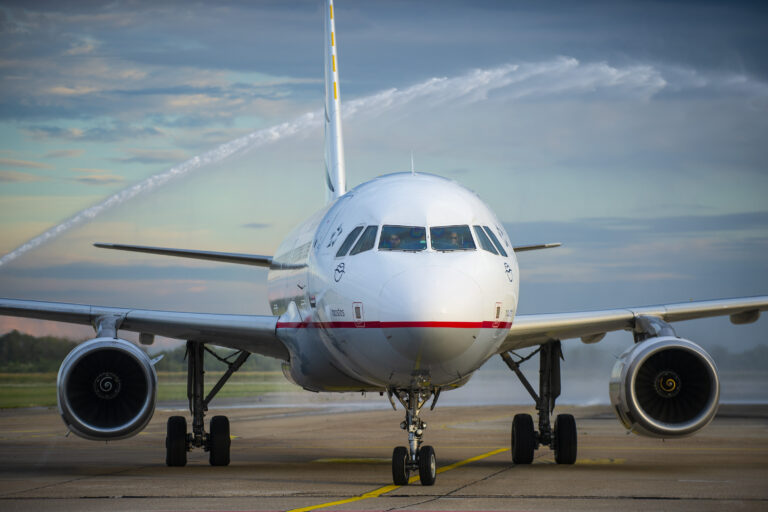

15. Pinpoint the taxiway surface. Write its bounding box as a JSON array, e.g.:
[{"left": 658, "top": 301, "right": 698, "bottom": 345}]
[{"left": 1, "top": 401, "right": 766, "bottom": 511}]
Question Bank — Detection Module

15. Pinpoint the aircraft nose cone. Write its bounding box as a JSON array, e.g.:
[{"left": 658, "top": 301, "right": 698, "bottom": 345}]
[{"left": 378, "top": 266, "right": 483, "bottom": 363}]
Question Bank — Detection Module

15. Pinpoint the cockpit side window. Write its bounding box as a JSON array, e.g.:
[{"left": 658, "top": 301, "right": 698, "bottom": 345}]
[
  {"left": 350, "top": 225, "right": 378, "bottom": 255},
  {"left": 430, "top": 225, "right": 476, "bottom": 251},
  {"left": 379, "top": 225, "right": 427, "bottom": 251},
  {"left": 483, "top": 226, "right": 508, "bottom": 257},
  {"left": 335, "top": 225, "right": 364, "bottom": 257},
  {"left": 473, "top": 225, "right": 498, "bottom": 254}
]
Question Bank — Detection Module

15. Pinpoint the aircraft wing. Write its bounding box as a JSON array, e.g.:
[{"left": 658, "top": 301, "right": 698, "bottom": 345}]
[
  {"left": 94, "top": 243, "right": 273, "bottom": 267},
  {"left": 500, "top": 295, "right": 768, "bottom": 352},
  {"left": 0, "top": 298, "right": 288, "bottom": 360}
]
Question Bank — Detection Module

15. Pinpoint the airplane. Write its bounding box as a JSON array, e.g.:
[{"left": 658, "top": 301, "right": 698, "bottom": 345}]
[{"left": 1, "top": 0, "right": 767, "bottom": 487}]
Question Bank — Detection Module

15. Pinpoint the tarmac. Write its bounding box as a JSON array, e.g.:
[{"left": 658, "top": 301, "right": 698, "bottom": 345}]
[{"left": 0, "top": 398, "right": 766, "bottom": 511}]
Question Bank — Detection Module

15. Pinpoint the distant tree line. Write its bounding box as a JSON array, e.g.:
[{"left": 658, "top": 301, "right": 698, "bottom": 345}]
[
  {"left": 0, "top": 331, "right": 78, "bottom": 372},
  {"left": 0, "top": 330, "right": 281, "bottom": 373}
]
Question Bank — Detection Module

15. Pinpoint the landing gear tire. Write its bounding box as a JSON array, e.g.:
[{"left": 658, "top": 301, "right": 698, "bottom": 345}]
[
  {"left": 418, "top": 445, "right": 437, "bottom": 486},
  {"left": 166, "top": 416, "right": 187, "bottom": 467},
  {"left": 208, "top": 415, "right": 231, "bottom": 466},
  {"left": 554, "top": 413, "right": 577, "bottom": 465},
  {"left": 511, "top": 413, "right": 535, "bottom": 464},
  {"left": 392, "top": 446, "right": 410, "bottom": 485}
]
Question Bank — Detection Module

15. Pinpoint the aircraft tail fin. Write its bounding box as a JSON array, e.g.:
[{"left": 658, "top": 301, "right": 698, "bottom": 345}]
[{"left": 324, "top": 0, "right": 346, "bottom": 202}]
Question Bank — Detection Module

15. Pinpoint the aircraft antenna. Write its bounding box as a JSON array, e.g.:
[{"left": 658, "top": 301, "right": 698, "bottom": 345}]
[
  {"left": 324, "top": 0, "right": 346, "bottom": 202},
  {"left": 411, "top": 152, "right": 415, "bottom": 175}
]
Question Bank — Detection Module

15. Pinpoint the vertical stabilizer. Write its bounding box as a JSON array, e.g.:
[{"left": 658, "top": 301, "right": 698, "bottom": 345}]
[{"left": 324, "top": 0, "right": 346, "bottom": 202}]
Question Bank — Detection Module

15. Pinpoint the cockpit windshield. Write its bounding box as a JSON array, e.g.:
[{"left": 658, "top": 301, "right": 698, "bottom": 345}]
[
  {"left": 430, "top": 225, "right": 475, "bottom": 251},
  {"left": 379, "top": 225, "right": 426, "bottom": 251}
]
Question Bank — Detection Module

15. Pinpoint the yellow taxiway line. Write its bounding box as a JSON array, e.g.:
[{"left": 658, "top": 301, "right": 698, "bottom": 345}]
[{"left": 286, "top": 446, "right": 509, "bottom": 512}]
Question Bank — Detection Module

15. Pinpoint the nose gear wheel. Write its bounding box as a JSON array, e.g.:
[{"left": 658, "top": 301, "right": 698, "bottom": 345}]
[{"left": 389, "top": 388, "right": 438, "bottom": 486}]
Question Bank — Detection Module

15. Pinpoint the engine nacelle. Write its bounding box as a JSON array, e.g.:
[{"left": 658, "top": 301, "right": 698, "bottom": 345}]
[
  {"left": 609, "top": 336, "right": 719, "bottom": 438},
  {"left": 57, "top": 337, "right": 157, "bottom": 441}
]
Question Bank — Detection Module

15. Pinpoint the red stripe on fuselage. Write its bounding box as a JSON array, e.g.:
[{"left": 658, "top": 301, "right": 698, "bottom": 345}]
[{"left": 276, "top": 321, "right": 512, "bottom": 329}]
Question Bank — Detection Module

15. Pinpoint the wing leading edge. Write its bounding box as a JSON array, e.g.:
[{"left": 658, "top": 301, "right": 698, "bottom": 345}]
[
  {"left": 501, "top": 295, "right": 768, "bottom": 351},
  {"left": 0, "top": 298, "right": 287, "bottom": 360}
]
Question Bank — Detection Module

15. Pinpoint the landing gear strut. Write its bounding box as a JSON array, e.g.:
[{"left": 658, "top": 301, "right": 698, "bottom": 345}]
[
  {"left": 501, "top": 340, "right": 577, "bottom": 465},
  {"left": 389, "top": 388, "right": 437, "bottom": 486},
  {"left": 165, "top": 341, "right": 248, "bottom": 467}
]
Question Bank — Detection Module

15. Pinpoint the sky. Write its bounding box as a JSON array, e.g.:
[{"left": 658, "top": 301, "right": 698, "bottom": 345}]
[{"left": 0, "top": 1, "right": 767, "bottom": 401}]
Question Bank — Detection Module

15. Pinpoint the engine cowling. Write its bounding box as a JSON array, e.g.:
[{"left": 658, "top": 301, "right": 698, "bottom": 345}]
[
  {"left": 57, "top": 337, "right": 157, "bottom": 441},
  {"left": 609, "top": 336, "right": 719, "bottom": 438}
]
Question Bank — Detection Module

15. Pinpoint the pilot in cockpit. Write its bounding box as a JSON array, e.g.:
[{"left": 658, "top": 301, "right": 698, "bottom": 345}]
[
  {"left": 447, "top": 231, "right": 460, "bottom": 248},
  {"left": 431, "top": 226, "right": 474, "bottom": 251}
]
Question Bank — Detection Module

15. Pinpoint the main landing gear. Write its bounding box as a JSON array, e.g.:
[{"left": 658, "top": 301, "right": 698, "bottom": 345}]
[
  {"left": 501, "top": 340, "right": 577, "bottom": 465},
  {"left": 388, "top": 388, "right": 439, "bottom": 486},
  {"left": 166, "top": 341, "right": 249, "bottom": 467}
]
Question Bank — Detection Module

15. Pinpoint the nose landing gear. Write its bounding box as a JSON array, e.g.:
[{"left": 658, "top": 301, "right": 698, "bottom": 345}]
[{"left": 389, "top": 388, "right": 438, "bottom": 486}]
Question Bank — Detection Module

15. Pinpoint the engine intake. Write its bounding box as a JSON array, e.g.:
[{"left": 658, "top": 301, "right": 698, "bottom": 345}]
[
  {"left": 57, "top": 337, "right": 157, "bottom": 441},
  {"left": 609, "top": 336, "right": 719, "bottom": 438}
]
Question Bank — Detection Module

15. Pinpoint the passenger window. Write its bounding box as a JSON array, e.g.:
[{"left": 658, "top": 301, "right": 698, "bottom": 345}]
[
  {"left": 350, "top": 225, "right": 378, "bottom": 255},
  {"left": 379, "top": 225, "right": 426, "bottom": 251},
  {"left": 473, "top": 225, "right": 498, "bottom": 254},
  {"left": 430, "top": 225, "right": 476, "bottom": 251},
  {"left": 483, "top": 226, "right": 508, "bottom": 257},
  {"left": 336, "top": 226, "right": 364, "bottom": 257}
]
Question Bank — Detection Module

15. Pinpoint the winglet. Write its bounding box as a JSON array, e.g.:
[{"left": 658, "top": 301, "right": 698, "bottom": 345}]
[{"left": 324, "top": 0, "right": 346, "bottom": 203}]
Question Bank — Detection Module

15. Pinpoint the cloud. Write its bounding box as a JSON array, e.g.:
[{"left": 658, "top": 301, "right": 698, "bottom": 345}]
[
  {"left": 0, "top": 317, "right": 93, "bottom": 341},
  {"left": 0, "top": 109, "right": 320, "bottom": 267},
  {"left": 74, "top": 175, "right": 124, "bottom": 185},
  {"left": 0, "top": 158, "right": 53, "bottom": 169},
  {"left": 47, "top": 85, "right": 98, "bottom": 96},
  {"left": 504, "top": 212, "right": 768, "bottom": 249},
  {"left": 70, "top": 168, "right": 124, "bottom": 185},
  {"left": 26, "top": 124, "right": 161, "bottom": 142},
  {"left": 3, "top": 58, "right": 767, "bottom": 268},
  {"left": 167, "top": 94, "right": 224, "bottom": 108},
  {"left": 506, "top": 212, "right": 768, "bottom": 288},
  {"left": 71, "top": 168, "right": 112, "bottom": 174},
  {"left": 44, "top": 149, "right": 84, "bottom": 159},
  {"left": 0, "top": 170, "right": 46, "bottom": 182},
  {"left": 24, "top": 126, "right": 83, "bottom": 139},
  {"left": 7, "top": 262, "right": 261, "bottom": 281},
  {"left": 115, "top": 148, "right": 189, "bottom": 164},
  {"left": 63, "top": 40, "right": 97, "bottom": 56}
]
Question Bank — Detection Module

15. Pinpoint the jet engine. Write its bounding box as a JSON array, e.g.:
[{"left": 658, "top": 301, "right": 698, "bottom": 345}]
[
  {"left": 57, "top": 337, "right": 158, "bottom": 441},
  {"left": 609, "top": 336, "right": 719, "bottom": 438}
]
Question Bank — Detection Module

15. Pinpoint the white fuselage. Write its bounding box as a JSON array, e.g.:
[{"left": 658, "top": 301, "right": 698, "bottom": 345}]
[{"left": 268, "top": 173, "right": 519, "bottom": 391}]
